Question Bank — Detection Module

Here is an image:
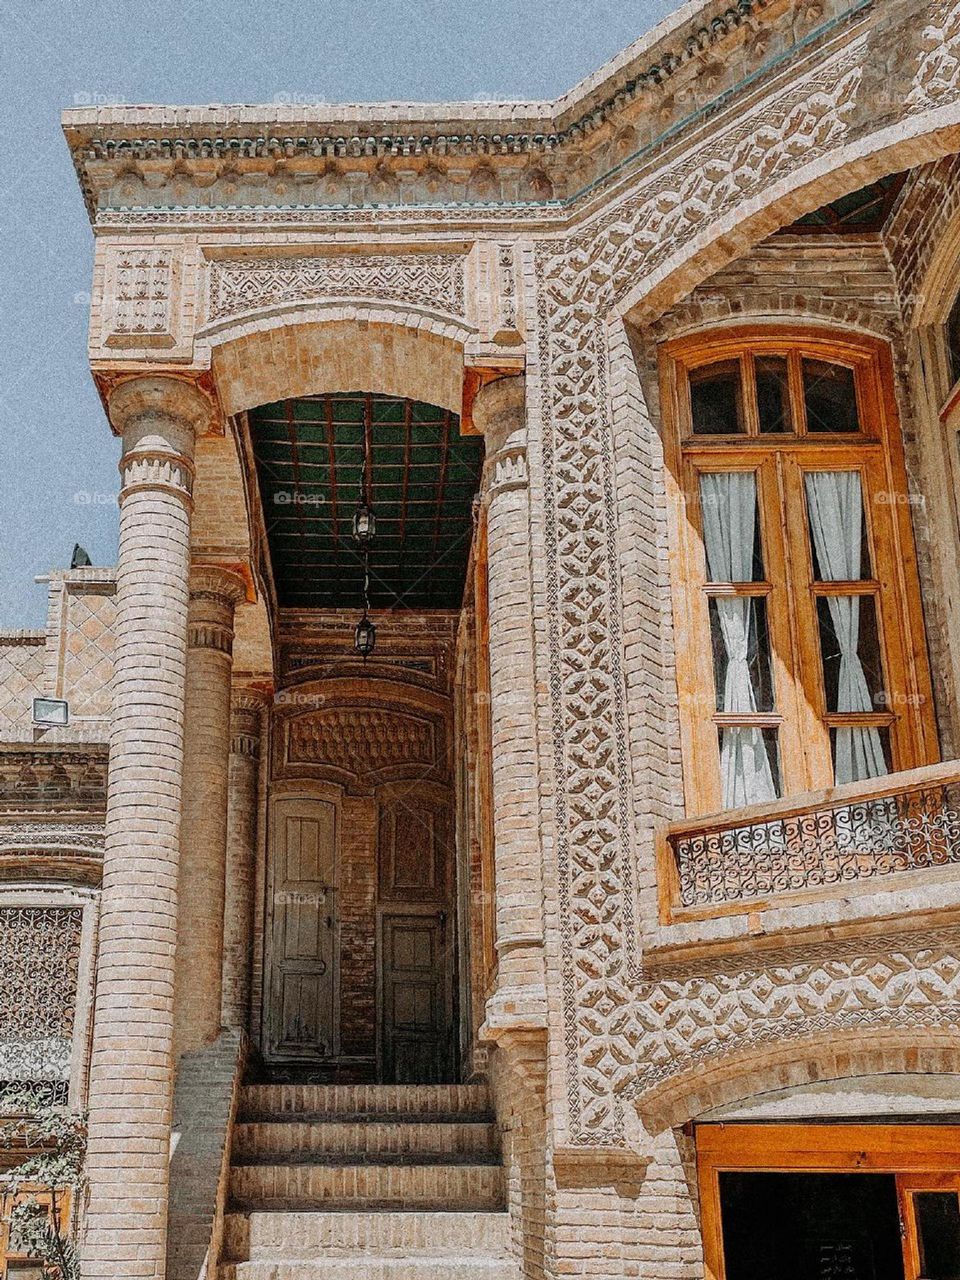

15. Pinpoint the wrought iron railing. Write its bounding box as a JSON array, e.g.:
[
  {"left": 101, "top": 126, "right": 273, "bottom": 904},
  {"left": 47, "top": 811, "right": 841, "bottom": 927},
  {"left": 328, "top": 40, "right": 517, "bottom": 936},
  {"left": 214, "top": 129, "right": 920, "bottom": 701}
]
[{"left": 660, "top": 763, "right": 960, "bottom": 916}]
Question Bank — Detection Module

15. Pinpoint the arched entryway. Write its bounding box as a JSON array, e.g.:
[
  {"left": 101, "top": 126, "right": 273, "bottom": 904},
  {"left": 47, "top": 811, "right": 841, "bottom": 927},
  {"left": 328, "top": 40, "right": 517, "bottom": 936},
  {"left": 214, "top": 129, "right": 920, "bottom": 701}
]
[{"left": 241, "top": 388, "right": 489, "bottom": 1084}]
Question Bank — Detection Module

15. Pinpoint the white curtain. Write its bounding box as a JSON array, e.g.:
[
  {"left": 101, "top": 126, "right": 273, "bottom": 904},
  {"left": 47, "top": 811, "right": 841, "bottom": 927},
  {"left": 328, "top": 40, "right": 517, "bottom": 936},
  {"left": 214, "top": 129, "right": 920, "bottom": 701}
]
[
  {"left": 700, "top": 473, "right": 777, "bottom": 808},
  {"left": 804, "top": 471, "right": 886, "bottom": 784}
]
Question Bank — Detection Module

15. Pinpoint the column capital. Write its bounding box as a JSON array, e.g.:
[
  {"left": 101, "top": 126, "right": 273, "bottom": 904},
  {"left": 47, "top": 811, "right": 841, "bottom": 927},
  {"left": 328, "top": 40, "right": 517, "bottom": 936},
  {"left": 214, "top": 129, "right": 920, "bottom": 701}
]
[
  {"left": 473, "top": 376, "right": 528, "bottom": 498},
  {"left": 110, "top": 377, "right": 213, "bottom": 507},
  {"left": 230, "top": 684, "right": 271, "bottom": 756},
  {"left": 471, "top": 374, "right": 526, "bottom": 455},
  {"left": 189, "top": 563, "right": 248, "bottom": 607},
  {"left": 107, "top": 375, "right": 214, "bottom": 440},
  {"left": 187, "top": 565, "right": 246, "bottom": 655}
]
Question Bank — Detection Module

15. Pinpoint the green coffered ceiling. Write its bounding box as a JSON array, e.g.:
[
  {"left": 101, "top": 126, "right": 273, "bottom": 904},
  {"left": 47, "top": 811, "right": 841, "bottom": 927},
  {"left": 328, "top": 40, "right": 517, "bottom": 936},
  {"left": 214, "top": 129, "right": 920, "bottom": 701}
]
[{"left": 250, "top": 393, "right": 485, "bottom": 611}]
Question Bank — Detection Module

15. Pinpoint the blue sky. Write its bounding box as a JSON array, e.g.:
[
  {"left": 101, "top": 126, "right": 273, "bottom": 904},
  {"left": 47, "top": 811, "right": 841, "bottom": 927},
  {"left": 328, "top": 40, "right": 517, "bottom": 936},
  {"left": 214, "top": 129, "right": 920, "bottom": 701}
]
[{"left": 0, "top": 0, "right": 678, "bottom": 627}]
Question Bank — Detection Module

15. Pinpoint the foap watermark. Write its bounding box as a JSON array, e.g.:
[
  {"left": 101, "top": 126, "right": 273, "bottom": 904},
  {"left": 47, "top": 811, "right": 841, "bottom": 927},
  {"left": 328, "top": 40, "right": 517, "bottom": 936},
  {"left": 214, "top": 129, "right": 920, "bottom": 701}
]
[
  {"left": 74, "top": 490, "right": 119, "bottom": 507},
  {"left": 72, "top": 91, "right": 126, "bottom": 107},
  {"left": 273, "top": 689, "right": 329, "bottom": 710},
  {"left": 272, "top": 91, "right": 329, "bottom": 106},
  {"left": 273, "top": 491, "right": 325, "bottom": 506}
]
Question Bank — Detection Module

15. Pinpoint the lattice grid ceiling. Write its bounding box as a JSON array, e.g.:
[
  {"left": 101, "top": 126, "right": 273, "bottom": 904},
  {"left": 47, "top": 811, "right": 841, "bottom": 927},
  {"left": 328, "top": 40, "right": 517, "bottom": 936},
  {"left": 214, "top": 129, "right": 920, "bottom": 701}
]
[
  {"left": 782, "top": 172, "right": 907, "bottom": 234},
  {"left": 250, "top": 393, "right": 485, "bottom": 610}
]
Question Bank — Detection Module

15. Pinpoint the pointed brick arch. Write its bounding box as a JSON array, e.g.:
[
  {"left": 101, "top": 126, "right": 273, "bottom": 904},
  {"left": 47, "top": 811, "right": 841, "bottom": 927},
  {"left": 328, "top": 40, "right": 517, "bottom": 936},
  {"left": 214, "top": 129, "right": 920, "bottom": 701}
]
[
  {"left": 634, "top": 1028, "right": 960, "bottom": 1135},
  {"left": 618, "top": 116, "right": 960, "bottom": 328}
]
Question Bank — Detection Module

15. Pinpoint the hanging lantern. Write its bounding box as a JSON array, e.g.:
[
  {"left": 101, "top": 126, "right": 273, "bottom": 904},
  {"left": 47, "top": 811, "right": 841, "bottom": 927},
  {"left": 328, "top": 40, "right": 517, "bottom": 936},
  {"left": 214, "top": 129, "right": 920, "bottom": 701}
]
[
  {"left": 354, "top": 613, "right": 377, "bottom": 658},
  {"left": 353, "top": 501, "right": 376, "bottom": 544}
]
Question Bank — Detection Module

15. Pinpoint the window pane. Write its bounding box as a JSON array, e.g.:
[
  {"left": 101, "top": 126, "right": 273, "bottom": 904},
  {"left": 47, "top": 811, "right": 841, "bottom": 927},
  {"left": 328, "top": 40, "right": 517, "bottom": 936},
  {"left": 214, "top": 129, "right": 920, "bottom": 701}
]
[
  {"left": 717, "top": 727, "right": 781, "bottom": 808},
  {"left": 709, "top": 597, "right": 775, "bottom": 713},
  {"left": 949, "top": 292, "right": 960, "bottom": 387},
  {"left": 830, "top": 724, "right": 891, "bottom": 785},
  {"left": 805, "top": 471, "right": 872, "bottom": 581},
  {"left": 690, "top": 360, "right": 745, "bottom": 434},
  {"left": 755, "top": 356, "right": 793, "bottom": 434},
  {"left": 816, "top": 595, "right": 885, "bottom": 713},
  {"left": 914, "top": 1191, "right": 960, "bottom": 1280},
  {"left": 803, "top": 358, "right": 860, "bottom": 433},
  {"left": 718, "top": 1172, "right": 904, "bottom": 1280},
  {"left": 699, "top": 472, "right": 764, "bottom": 582}
]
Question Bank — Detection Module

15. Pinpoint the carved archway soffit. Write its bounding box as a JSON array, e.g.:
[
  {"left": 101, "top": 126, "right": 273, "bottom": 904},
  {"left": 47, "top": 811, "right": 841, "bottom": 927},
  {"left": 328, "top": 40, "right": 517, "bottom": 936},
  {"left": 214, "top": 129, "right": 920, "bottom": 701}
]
[{"left": 533, "top": 0, "right": 960, "bottom": 1146}]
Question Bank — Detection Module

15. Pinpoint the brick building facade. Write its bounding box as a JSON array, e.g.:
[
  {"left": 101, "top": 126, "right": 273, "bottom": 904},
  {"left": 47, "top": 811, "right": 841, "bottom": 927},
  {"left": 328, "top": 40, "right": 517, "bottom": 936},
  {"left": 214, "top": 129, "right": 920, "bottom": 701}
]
[{"left": 4, "top": 0, "right": 960, "bottom": 1275}]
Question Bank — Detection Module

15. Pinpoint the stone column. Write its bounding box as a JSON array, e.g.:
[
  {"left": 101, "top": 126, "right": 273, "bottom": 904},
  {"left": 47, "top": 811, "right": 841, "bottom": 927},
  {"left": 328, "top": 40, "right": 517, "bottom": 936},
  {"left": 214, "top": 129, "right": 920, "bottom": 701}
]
[
  {"left": 82, "top": 376, "right": 210, "bottom": 1280},
  {"left": 221, "top": 688, "right": 268, "bottom": 1030},
  {"left": 472, "top": 376, "right": 547, "bottom": 1023},
  {"left": 172, "top": 565, "right": 247, "bottom": 1061}
]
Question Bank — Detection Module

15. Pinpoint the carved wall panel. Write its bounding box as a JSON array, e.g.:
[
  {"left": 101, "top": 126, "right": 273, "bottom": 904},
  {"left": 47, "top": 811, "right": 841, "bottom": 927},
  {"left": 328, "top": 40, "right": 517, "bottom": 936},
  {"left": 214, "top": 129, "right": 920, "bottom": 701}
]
[
  {"left": 282, "top": 707, "right": 439, "bottom": 787},
  {"left": 205, "top": 253, "right": 466, "bottom": 325},
  {"left": 102, "top": 245, "right": 181, "bottom": 349}
]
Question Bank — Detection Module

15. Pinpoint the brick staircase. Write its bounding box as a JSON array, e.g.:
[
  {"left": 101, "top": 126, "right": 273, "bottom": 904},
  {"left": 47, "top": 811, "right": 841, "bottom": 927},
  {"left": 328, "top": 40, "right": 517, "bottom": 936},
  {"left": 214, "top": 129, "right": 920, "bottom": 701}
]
[{"left": 220, "top": 1083, "right": 519, "bottom": 1278}]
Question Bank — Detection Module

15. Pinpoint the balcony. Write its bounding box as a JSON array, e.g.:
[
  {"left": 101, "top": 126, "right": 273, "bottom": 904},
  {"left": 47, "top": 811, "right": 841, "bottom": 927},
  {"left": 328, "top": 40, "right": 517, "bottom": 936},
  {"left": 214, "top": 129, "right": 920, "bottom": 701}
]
[{"left": 658, "top": 762, "right": 960, "bottom": 923}]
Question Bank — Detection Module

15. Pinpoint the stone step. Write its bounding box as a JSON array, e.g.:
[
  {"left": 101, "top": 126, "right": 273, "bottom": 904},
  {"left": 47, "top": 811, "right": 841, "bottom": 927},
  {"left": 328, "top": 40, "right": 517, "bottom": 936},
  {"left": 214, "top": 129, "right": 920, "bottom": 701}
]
[
  {"left": 221, "top": 1261, "right": 518, "bottom": 1280},
  {"left": 223, "top": 1210, "right": 512, "bottom": 1262},
  {"left": 229, "top": 1161, "right": 505, "bottom": 1212},
  {"left": 239, "top": 1084, "right": 491, "bottom": 1123},
  {"left": 233, "top": 1120, "right": 498, "bottom": 1162}
]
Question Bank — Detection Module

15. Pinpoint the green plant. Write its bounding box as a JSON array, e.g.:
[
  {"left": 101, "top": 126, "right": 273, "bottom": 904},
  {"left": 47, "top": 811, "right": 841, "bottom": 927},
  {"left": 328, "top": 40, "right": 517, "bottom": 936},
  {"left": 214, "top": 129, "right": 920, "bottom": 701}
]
[{"left": 0, "top": 1095, "right": 86, "bottom": 1280}]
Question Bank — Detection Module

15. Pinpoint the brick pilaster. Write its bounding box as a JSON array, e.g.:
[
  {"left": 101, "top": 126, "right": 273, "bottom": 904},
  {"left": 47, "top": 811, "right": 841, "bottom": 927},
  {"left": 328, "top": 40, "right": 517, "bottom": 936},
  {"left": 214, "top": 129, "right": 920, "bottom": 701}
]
[
  {"left": 221, "top": 687, "right": 268, "bottom": 1030},
  {"left": 172, "top": 566, "right": 247, "bottom": 1060},
  {"left": 472, "top": 375, "right": 547, "bottom": 1027},
  {"left": 81, "top": 376, "right": 211, "bottom": 1280}
]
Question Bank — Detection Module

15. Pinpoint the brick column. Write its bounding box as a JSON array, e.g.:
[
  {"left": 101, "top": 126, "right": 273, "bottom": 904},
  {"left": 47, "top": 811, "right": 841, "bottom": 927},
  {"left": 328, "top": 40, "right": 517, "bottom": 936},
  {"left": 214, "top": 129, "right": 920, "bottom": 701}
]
[
  {"left": 82, "top": 376, "right": 211, "bottom": 1280},
  {"left": 472, "top": 376, "right": 547, "bottom": 1024},
  {"left": 172, "top": 566, "right": 247, "bottom": 1060},
  {"left": 221, "top": 688, "right": 268, "bottom": 1030}
]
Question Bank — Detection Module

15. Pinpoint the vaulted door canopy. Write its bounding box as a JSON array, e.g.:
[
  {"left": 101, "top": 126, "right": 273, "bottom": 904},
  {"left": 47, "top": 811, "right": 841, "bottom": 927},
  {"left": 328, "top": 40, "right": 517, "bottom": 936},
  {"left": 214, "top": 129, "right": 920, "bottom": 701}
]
[{"left": 250, "top": 393, "right": 485, "bottom": 611}]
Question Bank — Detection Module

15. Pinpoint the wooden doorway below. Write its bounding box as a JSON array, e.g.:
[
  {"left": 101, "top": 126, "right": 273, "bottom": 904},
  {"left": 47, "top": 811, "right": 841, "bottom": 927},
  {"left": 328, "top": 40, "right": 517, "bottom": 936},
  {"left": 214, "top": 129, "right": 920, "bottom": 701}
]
[{"left": 697, "top": 1123, "right": 960, "bottom": 1280}]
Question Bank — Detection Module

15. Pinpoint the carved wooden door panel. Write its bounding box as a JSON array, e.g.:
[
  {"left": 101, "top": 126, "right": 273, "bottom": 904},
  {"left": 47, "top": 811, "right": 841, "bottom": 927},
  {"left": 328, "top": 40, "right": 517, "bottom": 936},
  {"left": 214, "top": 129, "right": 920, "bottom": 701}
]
[
  {"left": 380, "top": 912, "right": 450, "bottom": 1083},
  {"left": 377, "top": 789, "right": 454, "bottom": 1082},
  {"left": 266, "top": 797, "right": 338, "bottom": 1063}
]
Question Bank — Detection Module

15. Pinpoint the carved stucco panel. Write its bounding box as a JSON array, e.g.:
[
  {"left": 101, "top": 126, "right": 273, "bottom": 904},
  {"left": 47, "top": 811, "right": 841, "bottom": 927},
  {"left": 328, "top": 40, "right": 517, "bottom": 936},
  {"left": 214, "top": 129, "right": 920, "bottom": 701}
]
[
  {"left": 629, "top": 929, "right": 960, "bottom": 1097},
  {"left": 205, "top": 253, "right": 466, "bottom": 325},
  {"left": 101, "top": 245, "right": 182, "bottom": 349},
  {"left": 534, "top": 6, "right": 960, "bottom": 1145}
]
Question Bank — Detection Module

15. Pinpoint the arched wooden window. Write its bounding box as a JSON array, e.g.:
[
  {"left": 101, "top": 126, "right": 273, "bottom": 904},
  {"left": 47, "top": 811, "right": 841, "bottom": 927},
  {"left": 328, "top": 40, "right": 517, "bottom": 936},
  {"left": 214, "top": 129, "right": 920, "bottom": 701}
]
[{"left": 660, "top": 327, "right": 937, "bottom": 816}]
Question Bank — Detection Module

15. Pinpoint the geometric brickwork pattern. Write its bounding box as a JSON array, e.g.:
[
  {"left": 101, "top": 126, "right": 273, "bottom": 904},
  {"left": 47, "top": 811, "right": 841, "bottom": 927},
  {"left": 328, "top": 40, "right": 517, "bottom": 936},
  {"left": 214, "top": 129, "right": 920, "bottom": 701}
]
[
  {"left": 0, "top": 641, "right": 45, "bottom": 736},
  {"left": 63, "top": 589, "right": 116, "bottom": 716},
  {"left": 533, "top": 1, "right": 960, "bottom": 1145}
]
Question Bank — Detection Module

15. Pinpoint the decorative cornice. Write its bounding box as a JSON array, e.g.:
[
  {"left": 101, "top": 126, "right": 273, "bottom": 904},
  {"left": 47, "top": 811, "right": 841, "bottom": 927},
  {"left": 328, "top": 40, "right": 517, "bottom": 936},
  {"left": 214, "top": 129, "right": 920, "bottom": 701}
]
[
  {"left": 0, "top": 747, "right": 108, "bottom": 811},
  {"left": 0, "top": 821, "right": 106, "bottom": 856},
  {"left": 61, "top": 0, "right": 863, "bottom": 223}
]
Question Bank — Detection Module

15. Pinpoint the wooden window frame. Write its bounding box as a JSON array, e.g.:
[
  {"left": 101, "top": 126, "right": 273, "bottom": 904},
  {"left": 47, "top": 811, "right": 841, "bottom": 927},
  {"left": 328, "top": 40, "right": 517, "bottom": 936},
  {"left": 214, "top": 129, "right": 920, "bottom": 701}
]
[
  {"left": 660, "top": 326, "right": 938, "bottom": 816},
  {"left": 697, "top": 1122, "right": 960, "bottom": 1280}
]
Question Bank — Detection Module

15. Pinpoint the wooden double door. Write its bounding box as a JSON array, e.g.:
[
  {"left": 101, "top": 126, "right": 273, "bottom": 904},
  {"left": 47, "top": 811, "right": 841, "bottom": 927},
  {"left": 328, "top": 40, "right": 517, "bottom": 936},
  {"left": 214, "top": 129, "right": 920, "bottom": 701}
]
[{"left": 265, "top": 789, "right": 455, "bottom": 1082}]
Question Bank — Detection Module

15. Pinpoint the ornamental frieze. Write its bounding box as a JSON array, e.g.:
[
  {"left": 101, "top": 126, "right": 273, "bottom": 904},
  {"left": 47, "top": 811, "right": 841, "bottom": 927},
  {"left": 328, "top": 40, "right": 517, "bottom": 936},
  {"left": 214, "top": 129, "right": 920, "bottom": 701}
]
[{"left": 205, "top": 253, "right": 466, "bottom": 325}]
